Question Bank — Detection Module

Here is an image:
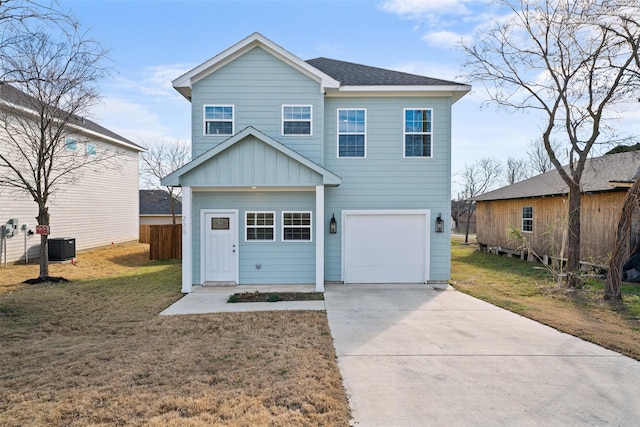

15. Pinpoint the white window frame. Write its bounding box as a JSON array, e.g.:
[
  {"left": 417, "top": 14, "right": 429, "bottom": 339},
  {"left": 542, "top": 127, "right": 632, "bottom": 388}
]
[
  {"left": 282, "top": 211, "right": 313, "bottom": 242},
  {"left": 65, "top": 137, "right": 77, "bottom": 151},
  {"left": 337, "top": 108, "right": 367, "bottom": 159},
  {"left": 282, "top": 105, "right": 312, "bottom": 136},
  {"left": 85, "top": 143, "right": 97, "bottom": 156},
  {"left": 403, "top": 108, "right": 433, "bottom": 158},
  {"left": 245, "top": 211, "right": 276, "bottom": 242},
  {"left": 203, "top": 105, "right": 234, "bottom": 136},
  {"left": 522, "top": 206, "right": 533, "bottom": 233}
]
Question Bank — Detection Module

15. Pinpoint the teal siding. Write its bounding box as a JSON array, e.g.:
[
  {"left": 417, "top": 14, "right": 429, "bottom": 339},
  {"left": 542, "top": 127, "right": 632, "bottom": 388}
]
[
  {"left": 180, "top": 135, "right": 323, "bottom": 187},
  {"left": 191, "top": 47, "right": 324, "bottom": 163},
  {"left": 192, "top": 191, "right": 316, "bottom": 285},
  {"left": 323, "top": 97, "right": 453, "bottom": 282}
]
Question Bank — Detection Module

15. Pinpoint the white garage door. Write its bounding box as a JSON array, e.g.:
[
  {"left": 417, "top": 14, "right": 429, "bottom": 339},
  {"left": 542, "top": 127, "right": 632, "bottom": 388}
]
[{"left": 343, "top": 211, "right": 429, "bottom": 283}]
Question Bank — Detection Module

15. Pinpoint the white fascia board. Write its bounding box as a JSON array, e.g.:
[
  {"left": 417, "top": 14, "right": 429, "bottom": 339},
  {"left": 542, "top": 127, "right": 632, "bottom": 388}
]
[
  {"left": 172, "top": 32, "right": 340, "bottom": 100},
  {"left": 0, "top": 99, "right": 144, "bottom": 153},
  {"left": 327, "top": 84, "right": 472, "bottom": 103}
]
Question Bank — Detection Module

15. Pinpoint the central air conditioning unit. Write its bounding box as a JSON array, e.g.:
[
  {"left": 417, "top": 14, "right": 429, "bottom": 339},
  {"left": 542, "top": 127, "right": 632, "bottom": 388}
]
[{"left": 48, "top": 237, "right": 76, "bottom": 261}]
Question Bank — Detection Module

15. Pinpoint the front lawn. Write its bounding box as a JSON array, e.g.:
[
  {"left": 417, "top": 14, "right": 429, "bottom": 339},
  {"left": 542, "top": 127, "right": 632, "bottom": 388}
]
[{"left": 0, "top": 245, "right": 350, "bottom": 426}]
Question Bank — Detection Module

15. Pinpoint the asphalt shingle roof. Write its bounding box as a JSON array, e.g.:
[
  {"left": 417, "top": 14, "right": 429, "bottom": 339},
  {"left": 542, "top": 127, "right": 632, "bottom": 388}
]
[
  {"left": 139, "top": 190, "right": 182, "bottom": 215},
  {"left": 475, "top": 151, "right": 640, "bottom": 201},
  {"left": 306, "top": 57, "right": 467, "bottom": 87},
  {"left": 0, "top": 83, "right": 142, "bottom": 150}
]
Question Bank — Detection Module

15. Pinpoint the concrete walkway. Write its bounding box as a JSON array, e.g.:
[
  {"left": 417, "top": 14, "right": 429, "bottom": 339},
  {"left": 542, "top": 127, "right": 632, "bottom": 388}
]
[
  {"left": 160, "top": 283, "right": 640, "bottom": 426},
  {"left": 324, "top": 284, "right": 640, "bottom": 426}
]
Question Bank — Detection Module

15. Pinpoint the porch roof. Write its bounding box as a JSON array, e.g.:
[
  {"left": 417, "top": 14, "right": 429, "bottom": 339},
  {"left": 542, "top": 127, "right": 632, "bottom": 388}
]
[{"left": 161, "top": 127, "right": 342, "bottom": 188}]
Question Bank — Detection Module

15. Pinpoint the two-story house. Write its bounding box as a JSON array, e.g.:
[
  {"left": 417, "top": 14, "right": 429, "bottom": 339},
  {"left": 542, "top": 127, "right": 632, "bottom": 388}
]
[{"left": 162, "top": 33, "right": 470, "bottom": 292}]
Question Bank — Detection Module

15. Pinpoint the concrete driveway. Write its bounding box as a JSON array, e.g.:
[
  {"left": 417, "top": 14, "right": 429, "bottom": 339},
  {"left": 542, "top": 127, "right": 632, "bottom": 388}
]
[{"left": 324, "top": 283, "right": 640, "bottom": 426}]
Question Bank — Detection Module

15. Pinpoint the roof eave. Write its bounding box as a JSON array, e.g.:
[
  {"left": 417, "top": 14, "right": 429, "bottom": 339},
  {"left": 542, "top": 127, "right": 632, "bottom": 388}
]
[{"left": 326, "top": 84, "right": 471, "bottom": 102}]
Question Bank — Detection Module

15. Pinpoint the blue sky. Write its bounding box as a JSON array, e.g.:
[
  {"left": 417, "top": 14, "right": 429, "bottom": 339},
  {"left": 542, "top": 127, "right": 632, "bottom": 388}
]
[{"left": 59, "top": 0, "right": 640, "bottom": 192}]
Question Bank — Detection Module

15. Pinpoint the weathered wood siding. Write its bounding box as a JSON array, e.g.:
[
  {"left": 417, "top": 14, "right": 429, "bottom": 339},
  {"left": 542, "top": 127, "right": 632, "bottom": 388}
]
[{"left": 476, "top": 191, "right": 627, "bottom": 263}]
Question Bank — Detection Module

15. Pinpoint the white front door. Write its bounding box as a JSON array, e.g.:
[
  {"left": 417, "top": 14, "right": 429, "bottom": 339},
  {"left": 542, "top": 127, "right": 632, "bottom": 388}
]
[{"left": 203, "top": 211, "right": 237, "bottom": 283}]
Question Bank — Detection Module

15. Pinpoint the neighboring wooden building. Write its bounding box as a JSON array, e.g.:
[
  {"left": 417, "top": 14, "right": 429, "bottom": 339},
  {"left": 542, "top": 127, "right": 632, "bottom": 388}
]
[
  {"left": 474, "top": 152, "right": 640, "bottom": 265},
  {"left": 0, "top": 84, "right": 143, "bottom": 265}
]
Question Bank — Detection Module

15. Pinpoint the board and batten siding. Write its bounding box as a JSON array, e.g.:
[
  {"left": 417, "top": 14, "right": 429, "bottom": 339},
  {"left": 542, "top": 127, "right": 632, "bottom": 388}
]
[
  {"left": 322, "top": 96, "right": 453, "bottom": 282},
  {"left": 178, "top": 135, "right": 324, "bottom": 187},
  {"left": 0, "top": 139, "right": 140, "bottom": 264},
  {"left": 192, "top": 190, "right": 316, "bottom": 285},
  {"left": 476, "top": 191, "right": 626, "bottom": 263},
  {"left": 191, "top": 47, "right": 325, "bottom": 164}
]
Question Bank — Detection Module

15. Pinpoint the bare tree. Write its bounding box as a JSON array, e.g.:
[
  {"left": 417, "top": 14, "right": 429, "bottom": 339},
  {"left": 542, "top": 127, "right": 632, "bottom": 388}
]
[
  {"left": 503, "top": 157, "right": 531, "bottom": 185},
  {"left": 457, "top": 157, "right": 503, "bottom": 243},
  {"left": 527, "top": 139, "right": 560, "bottom": 175},
  {"left": 462, "top": 0, "right": 640, "bottom": 285},
  {"left": 140, "top": 140, "right": 190, "bottom": 224},
  {"left": 0, "top": 23, "right": 111, "bottom": 279}
]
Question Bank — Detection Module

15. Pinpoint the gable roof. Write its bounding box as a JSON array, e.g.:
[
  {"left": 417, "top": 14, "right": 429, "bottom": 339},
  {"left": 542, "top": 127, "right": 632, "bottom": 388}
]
[
  {"left": 173, "top": 33, "right": 471, "bottom": 103},
  {"left": 0, "top": 83, "right": 143, "bottom": 152},
  {"left": 140, "top": 189, "right": 182, "bottom": 215},
  {"left": 173, "top": 32, "right": 340, "bottom": 100},
  {"left": 161, "top": 126, "right": 342, "bottom": 187},
  {"left": 475, "top": 151, "right": 640, "bottom": 202}
]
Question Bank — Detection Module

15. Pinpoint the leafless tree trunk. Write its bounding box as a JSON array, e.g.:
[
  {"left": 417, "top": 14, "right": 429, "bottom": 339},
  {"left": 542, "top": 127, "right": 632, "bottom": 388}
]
[
  {"left": 461, "top": 0, "right": 640, "bottom": 286},
  {"left": 140, "top": 140, "right": 190, "bottom": 224},
  {"left": 459, "top": 157, "right": 502, "bottom": 243},
  {"left": 0, "top": 13, "right": 111, "bottom": 279},
  {"left": 503, "top": 157, "right": 530, "bottom": 185},
  {"left": 606, "top": 177, "right": 640, "bottom": 301}
]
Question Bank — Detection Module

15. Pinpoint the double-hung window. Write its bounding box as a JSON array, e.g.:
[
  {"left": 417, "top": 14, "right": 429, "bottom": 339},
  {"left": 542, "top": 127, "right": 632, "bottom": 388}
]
[
  {"left": 404, "top": 109, "right": 432, "bottom": 157},
  {"left": 337, "top": 109, "right": 366, "bottom": 158},
  {"left": 282, "top": 212, "right": 312, "bottom": 241},
  {"left": 522, "top": 206, "right": 533, "bottom": 233},
  {"left": 65, "top": 137, "right": 77, "bottom": 151},
  {"left": 204, "top": 105, "right": 234, "bottom": 135},
  {"left": 246, "top": 212, "right": 275, "bottom": 241},
  {"left": 282, "top": 105, "right": 312, "bottom": 135}
]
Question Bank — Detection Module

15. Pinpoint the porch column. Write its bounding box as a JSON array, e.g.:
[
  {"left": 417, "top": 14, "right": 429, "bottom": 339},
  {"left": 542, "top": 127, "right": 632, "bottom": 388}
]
[
  {"left": 315, "top": 185, "right": 325, "bottom": 292},
  {"left": 181, "top": 186, "right": 192, "bottom": 293}
]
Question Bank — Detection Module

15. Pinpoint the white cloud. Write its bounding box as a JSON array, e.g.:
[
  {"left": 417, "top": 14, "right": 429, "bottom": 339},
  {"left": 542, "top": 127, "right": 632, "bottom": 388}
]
[
  {"left": 380, "top": 0, "right": 472, "bottom": 17},
  {"left": 422, "top": 30, "right": 471, "bottom": 49}
]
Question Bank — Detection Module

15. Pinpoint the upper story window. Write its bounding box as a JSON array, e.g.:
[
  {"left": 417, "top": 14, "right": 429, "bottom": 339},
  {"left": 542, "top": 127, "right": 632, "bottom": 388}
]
[
  {"left": 246, "top": 211, "right": 275, "bottom": 242},
  {"left": 65, "top": 137, "right": 77, "bottom": 151},
  {"left": 522, "top": 206, "right": 533, "bottom": 233},
  {"left": 337, "top": 108, "right": 366, "bottom": 158},
  {"left": 404, "top": 109, "right": 432, "bottom": 157},
  {"left": 85, "top": 143, "right": 97, "bottom": 156},
  {"left": 282, "top": 212, "right": 312, "bottom": 241},
  {"left": 282, "top": 105, "right": 312, "bottom": 136},
  {"left": 204, "top": 105, "right": 234, "bottom": 136}
]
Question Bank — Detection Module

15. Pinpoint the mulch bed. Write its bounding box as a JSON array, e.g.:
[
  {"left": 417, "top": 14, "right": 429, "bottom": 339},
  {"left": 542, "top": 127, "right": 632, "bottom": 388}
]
[
  {"left": 23, "top": 276, "right": 69, "bottom": 285},
  {"left": 228, "top": 291, "right": 324, "bottom": 303}
]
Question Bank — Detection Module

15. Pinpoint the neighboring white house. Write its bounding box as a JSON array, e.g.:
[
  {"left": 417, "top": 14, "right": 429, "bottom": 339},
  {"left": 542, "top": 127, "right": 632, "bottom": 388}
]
[
  {"left": 139, "top": 189, "right": 182, "bottom": 225},
  {"left": 0, "top": 84, "right": 144, "bottom": 265}
]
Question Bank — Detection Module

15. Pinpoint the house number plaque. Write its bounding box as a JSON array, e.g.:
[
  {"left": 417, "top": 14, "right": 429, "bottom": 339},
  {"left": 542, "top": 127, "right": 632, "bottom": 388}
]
[{"left": 211, "top": 218, "right": 230, "bottom": 230}]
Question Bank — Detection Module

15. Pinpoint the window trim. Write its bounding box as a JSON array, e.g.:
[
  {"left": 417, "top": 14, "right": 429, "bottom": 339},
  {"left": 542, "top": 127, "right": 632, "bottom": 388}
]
[
  {"left": 203, "top": 104, "right": 234, "bottom": 136},
  {"left": 522, "top": 206, "right": 533, "bottom": 233},
  {"left": 281, "top": 211, "right": 313, "bottom": 242},
  {"left": 337, "top": 108, "right": 367, "bottom": 159},
  {"left": 403, "top": 108, "right": 433, "bottom": 158},
  {"left": 282, "top": 104, "right": 312, "bottom": 136},
  {"left": 85, "top": 143, "right": 96, "bottom": 156},
  {"left": 245, "top": 211, "right": 276, "bottom": 242},
  {"left": 65, "top": 137, "right": 77, "bottom": 151}
]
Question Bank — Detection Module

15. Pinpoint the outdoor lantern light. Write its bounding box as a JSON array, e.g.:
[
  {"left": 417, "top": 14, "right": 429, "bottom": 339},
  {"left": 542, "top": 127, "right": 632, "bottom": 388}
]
[
  {"left": 435, "top": 213, "right": 445, "bottom": 233},
  {"left": 329, "top": 214, "right": 337, "bottom": 234}
]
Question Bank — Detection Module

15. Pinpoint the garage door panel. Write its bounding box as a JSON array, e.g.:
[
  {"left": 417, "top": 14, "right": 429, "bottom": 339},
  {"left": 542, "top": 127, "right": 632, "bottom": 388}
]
[{"left": 344, "top": 212, "right": 429, "bottom": 283}]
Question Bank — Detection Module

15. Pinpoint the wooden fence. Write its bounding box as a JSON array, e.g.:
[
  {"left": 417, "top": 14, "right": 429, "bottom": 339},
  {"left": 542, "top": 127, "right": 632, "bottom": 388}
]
[
  {"left": 139, "top": 225, "right": 151, "bottom": 244},
  {"left": 148, "top": 224, "right": 182, "bottom": 260}
]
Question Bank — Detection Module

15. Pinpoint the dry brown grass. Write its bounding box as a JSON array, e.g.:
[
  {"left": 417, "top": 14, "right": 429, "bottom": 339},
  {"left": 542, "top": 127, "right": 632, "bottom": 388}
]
[{"left": 0, "top": 244, "right": 351, "bottom": 426}]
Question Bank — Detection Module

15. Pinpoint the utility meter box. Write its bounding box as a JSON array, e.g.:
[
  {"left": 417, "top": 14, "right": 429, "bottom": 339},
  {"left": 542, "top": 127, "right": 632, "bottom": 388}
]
[{"left": 48, "top": 237, "right": 76, "bottom": 261}]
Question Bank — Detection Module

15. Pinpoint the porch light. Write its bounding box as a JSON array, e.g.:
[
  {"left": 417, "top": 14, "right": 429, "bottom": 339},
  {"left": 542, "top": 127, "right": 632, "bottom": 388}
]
[
  {"left": 329, "top": 214, "right": 337, "bottom": 234},
  {"left": 435, "top": 213, "right": 445, "bottom": 233}
]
